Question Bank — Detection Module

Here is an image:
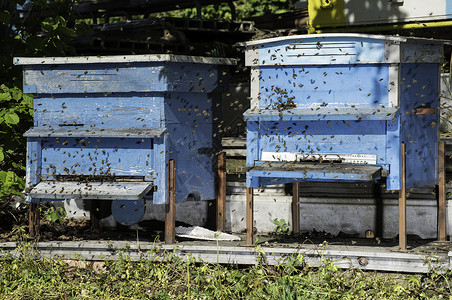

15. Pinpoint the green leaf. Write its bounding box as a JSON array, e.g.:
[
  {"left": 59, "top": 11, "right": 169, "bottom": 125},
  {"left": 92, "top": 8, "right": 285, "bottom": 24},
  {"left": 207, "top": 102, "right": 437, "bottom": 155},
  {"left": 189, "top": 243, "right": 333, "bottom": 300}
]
[
  {"left": 23, "top": 94, "right": 33, "bottom": 105},
  {"left": 0, "top": 10, "right": 10, "bottom": 24},
  {"left": 27, "top": 36, "right": 45, "bottom": 52},
  {"left": 11, "top": 88, "right": 22, "bottom": 101},
  {"left": 0, "top": 148, "right": 4, "bottom": 162},
  {"left": 0, "top": 84, "right": 9, "bottom": 92},
  {"left": 4, "top": 112, "right": 20, "bottom": 125},
  {"left": 57, "top": 26, "right": 77, "bottom": 38},
  {"left": 0, "top": 92, "right": 11, "bottom": 102}
]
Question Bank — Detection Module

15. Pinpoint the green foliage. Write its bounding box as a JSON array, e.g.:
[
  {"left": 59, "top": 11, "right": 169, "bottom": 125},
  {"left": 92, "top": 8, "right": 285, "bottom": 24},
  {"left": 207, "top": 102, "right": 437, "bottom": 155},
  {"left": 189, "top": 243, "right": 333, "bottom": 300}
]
[
  {"left": 0, "top": 1, "right": 90, "bottom": 201},
  {"left": 273, "top": 218, "right": 289, "bottom": 235},
  {"left": 44, "top": 205, "right": 67, "bottom": 224},
  {"left": 155, "top": 0, "right": 295, "bottom": 20},
  {"left": 0, "top": 244, "right": 451, "bottom": 299}
]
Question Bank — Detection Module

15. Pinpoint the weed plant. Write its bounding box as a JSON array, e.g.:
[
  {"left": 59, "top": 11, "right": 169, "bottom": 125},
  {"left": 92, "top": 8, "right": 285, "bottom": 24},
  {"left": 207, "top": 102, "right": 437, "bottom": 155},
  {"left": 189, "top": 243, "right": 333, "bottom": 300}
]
[{"left": 0, "top": 241, "right": 451, "bottom": 299}]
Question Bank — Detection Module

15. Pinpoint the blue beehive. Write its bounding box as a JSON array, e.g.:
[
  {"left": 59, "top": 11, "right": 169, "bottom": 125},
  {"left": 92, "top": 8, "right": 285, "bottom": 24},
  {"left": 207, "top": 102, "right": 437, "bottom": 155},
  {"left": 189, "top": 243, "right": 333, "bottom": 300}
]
[
  {"left": 15, "top": 54, "right": 235, "bottom": 225},
  {"left": 244, "top": 34, "right": 444, "bottom": 190}
]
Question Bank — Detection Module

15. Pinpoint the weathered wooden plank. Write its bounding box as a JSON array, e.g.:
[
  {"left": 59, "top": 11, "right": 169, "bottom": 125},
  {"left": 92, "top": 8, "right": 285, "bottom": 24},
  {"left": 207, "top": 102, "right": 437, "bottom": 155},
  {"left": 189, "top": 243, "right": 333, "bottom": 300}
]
[
  {"left": 292, "top": 182, "right": 300, "bottom": 236},
  {"left": 28, "top": 203, "right": 40, "bottom": 237},
  {"left": 223, "top": 149, "right": 246, "bottom": 157},
  {"left": 399, "top": 143, "right": 407, "bottom": 251},
  {"left": 24, "top": 127, "right": 166, "bottom": 138},
  {"left": 247, "top": 162, "right": 382, "bottom": 187},
  {"left": 165, "top": 160, "right": 176, "bottom": 244},
  {"left": 244, "top": 107, "right": 398, "bottom": 122},
  {"left": 14, "top": 55, "right": 236, "bottom": 66},
  {"left": 221, "top": 137, "right": 246, "bottom": 148},
  {"left": 246, "top": 187, "right": 254, "bottom": 246},
  {"left": 438, "top": 142, "right": 447, "bottom": 241},
  {"left": 216, "top": 152, "right": 226, "bottom": 232},
  {"left": 30, "top": 181, "right": 153, "bottom": 200}
]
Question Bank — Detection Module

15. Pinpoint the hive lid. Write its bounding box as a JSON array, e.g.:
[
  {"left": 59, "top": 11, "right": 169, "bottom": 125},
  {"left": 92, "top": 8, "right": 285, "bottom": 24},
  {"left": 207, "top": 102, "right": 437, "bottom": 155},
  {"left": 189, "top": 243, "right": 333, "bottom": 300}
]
[
  {"left": 243, "top": 33, "right": 448, "bottom": 47},
  {"left": 24, "top": 127, "right": 166, "bottom": 138},
  {"left": 14, "top": 54, "right": 237, "bottom": 66},
  {"left": 30, "top": 181, "right": 153, "bottom": 200}
]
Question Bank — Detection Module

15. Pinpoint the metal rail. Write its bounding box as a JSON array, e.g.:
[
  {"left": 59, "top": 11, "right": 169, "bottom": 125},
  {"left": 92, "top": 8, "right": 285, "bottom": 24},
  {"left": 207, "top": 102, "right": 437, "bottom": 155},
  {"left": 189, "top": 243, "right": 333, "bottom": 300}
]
[{"left": 0, "top": 240, "right": 450, "bottom": 274}]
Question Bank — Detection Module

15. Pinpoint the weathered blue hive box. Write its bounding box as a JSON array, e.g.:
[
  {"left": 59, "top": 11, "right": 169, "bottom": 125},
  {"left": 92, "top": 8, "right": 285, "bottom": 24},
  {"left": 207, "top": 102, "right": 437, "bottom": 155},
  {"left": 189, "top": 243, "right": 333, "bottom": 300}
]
[
  {"left": 244, "top": 34, "right": 444, "bottom": 190},
  {"left": 15, "top": 54, "right": 235, "bottom": 224}
]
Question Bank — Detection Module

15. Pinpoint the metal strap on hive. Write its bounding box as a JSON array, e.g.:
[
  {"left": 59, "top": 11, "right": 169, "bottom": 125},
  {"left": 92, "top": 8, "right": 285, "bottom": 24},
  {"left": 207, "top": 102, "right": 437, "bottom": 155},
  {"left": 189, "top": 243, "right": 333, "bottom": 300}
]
[
  {"left": 24, "top": 127, "right": 166, "bottom": 138},
  {"left": 30, "top": 181, "right": 153, "bottom": 200},
  {"left": 244, "top": 107, "right": 398, "bottom": 121},
  {"left": 249, "top": 162, "right": 382, "bottom": 182}
]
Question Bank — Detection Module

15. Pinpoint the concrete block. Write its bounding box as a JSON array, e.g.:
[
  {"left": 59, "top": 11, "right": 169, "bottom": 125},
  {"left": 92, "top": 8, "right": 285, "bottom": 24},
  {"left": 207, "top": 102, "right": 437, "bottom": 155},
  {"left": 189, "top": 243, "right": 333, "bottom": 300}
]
[
  {"left": 299, "top": 197, "right": 438, "bottom": 239},
  {"left": 447, "top": 199, "right": 452, "bottom": 239},
  {"left": 143, "top": 200, "right": 209, "bottom": 226},
  {"left": 226, "top": 194, "right": 292, "bottom": 234}
]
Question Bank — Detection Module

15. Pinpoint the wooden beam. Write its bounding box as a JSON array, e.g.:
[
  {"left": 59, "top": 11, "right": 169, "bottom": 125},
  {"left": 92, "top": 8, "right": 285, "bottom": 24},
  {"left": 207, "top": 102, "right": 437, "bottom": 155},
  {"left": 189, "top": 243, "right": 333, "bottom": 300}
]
[
  {"left": 399, "top": 142, "right": 407, "bottom": 251},
  {"left": 28, "top": 203, "right": 40, "bottom": 238},
  {"left": 292, "top": 182, "right": 300, "bottom": 236},
  {"left": 438, "top": 142, "right": 447, "bottom": 241},
  {"left": 165, "top": 159, "right": 176, "bottom": 244},
  {"left": 216, "top": 152, "right": 226, "bottom": 232},
  {"left": 246, "top": 187, "right": 254, "bottom": 246}
]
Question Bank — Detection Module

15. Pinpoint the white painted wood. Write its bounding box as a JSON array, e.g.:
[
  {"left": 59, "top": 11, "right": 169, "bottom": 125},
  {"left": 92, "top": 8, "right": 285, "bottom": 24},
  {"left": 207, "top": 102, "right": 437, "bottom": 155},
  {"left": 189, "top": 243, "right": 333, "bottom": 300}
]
[
  {"left": 384, "top": 41, "right": 401, "bottom": 63},
  {"left": 261, "top": 152, "right": 378, "bottom": 164},
  {"left": 244, "top": 33, "right": 446, "bottom": 47},
  {"left": 250, "top": 67, "right": 259, "bottom": 110},
  {"left": 344, "top": 0, "right": 447, "bottom": 25},
  {"left": 388, "top": 64, "right": 400, "bottom": 107},
  {"left": 245, "top": 47, "right": 259, "bottom": 66}
]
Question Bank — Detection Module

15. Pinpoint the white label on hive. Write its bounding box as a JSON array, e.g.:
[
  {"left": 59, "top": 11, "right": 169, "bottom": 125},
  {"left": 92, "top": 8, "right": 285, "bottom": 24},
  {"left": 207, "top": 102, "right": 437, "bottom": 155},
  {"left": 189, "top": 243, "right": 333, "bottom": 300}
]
[{"left": 261, "top": 152, "right": 377, "bottom": 165}]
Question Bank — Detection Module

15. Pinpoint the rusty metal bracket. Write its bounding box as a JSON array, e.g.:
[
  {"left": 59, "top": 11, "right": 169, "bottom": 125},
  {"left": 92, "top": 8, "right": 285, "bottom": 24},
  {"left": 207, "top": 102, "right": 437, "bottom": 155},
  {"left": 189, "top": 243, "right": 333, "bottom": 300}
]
[{"left": 412, "top": 107, "right": 435, "bottom": 115}]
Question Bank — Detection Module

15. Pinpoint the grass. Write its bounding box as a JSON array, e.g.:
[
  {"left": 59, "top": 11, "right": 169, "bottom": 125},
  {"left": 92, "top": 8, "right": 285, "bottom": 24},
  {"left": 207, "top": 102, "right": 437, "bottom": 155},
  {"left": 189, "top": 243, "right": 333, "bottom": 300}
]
[{"left": 0, "top": 241, "right": 451, "bottom": 299}]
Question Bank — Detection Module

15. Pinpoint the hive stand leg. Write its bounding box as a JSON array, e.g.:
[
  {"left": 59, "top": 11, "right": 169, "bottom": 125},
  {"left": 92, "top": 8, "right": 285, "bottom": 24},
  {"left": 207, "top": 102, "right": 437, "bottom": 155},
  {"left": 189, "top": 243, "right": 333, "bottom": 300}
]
[
  {"left": 28, "top": 202, "right": 40, "bottom": 238},
  {"left": 373, "top": 182, "right": 384, "bottom": 238},
  {"left": 399, "top": 142, "right": 407, "bottom": 251},
  {"left": 90, "top": 200, "right": 101, "bottom": 232},
  {"left": 438, "top": 142, "right": 447, "bottom": 241},
  {"left": 246, "top": 187, "right": 254, "bottom": 246},
  {"left": 216, "top": 152, "right": 226, "bottom": 232},
  {"left": 165, "top": 159, "right": 176, "bottom": 244},
  {"left": 292, "top": 182, "right": 300, "bottom": 236}
]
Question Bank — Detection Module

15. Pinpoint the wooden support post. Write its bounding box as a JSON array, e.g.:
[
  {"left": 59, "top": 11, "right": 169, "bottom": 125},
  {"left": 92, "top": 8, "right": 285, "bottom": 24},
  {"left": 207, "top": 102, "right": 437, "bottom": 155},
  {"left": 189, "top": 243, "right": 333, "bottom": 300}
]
[
  {"left": 165, "top": 159, "right": 176, "bottom": 244},
  {"left": 438, "top": 142, "right": 447, "bottom": 241},
  {"left": 399, "top": 142, "right": 407, "bottom": 251},
  {"left": 246, "top": 187, "right": 254, "bottom": 246},
  {"left": 216, "top": 152, "right": 226, "bottom": 232},
  {"left": 90, "top": 200, "right": 101, "bottom": 232},
  {"left": 292, "top": 182, "right": 300, "bottom": 236},
  {"left": 28, "top": 202, "right": 40, "bottom": 238}
]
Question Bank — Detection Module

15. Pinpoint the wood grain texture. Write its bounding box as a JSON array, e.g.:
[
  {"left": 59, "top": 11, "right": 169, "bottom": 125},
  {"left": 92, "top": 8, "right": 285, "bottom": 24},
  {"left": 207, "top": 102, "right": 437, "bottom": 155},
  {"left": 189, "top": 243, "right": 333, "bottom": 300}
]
[
  {"left": 165, "top": 159, "right": 176, "bottom": 244},
  {"left": 30, "top": 181, "right": 153, "bottom": 200}
]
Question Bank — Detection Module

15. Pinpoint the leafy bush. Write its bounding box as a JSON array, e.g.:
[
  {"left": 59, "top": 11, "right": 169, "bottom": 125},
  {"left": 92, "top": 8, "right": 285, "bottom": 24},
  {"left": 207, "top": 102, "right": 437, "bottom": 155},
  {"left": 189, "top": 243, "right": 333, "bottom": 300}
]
[
  {"left": 156, "top": 0, "right": 295, "bottom": 20},
  {"left": 0, "top": 244, "right": 451, "bottom": 299},
  {"left": 0, "top": 0, "right": 90, "bottom": 202}
]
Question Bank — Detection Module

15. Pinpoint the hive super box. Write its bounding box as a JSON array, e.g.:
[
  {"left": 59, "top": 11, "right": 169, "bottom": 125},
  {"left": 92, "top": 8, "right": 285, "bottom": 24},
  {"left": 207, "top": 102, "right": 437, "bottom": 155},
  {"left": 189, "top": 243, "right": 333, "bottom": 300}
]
[
  {"left": 244, "top": 34, "right": 444, "bottom": 190},
  {"left": 15, "top": 55, "right": 235, "bottom": 225}
]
